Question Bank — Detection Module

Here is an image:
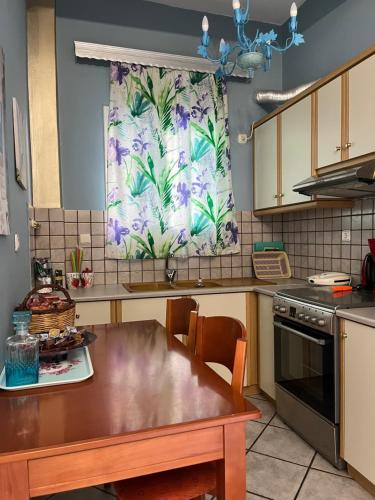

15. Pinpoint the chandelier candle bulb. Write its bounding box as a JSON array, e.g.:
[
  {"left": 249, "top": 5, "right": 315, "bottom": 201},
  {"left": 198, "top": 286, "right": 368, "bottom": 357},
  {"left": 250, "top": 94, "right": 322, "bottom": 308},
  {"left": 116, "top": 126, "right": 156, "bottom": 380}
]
[
  {"left": 232, "top": 0, "right": 241, "bottom": 10},
  {"left": 202, "top": 15, "right": 209, "bottom": 32},
  {"left": 290, "top": 2, "right": 298, "bottom": 32},
  {"left": 219, "top": 38, "right": 226, "bottom": 53}
]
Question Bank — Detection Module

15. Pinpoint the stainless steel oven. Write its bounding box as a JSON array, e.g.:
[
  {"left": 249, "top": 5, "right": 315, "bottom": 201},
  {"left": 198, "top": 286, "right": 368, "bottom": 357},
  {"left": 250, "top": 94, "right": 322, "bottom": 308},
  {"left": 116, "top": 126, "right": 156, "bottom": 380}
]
[
  {"left": 274, "top": 317, "right": 335, "bottom": 423},
  {"left": 273, "top": 293, "right": 344, "bottom": 469}
]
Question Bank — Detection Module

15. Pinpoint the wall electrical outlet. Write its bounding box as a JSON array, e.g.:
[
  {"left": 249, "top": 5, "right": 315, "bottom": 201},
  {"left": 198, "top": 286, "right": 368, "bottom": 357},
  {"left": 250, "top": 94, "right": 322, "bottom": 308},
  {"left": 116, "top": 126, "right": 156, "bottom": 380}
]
[
  {"left": 238, "top": 133, "right": 248, "bottom": 144},
  {"left": 342, "top": 230, "right": 351, "bottom": 242},
  {"left": 79, "top": 233, "right": 91, "bottom": 246}
]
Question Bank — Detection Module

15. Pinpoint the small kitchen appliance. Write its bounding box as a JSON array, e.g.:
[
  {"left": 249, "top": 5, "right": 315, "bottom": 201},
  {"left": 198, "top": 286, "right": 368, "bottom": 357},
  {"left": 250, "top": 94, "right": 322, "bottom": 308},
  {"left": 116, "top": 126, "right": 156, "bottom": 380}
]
[
  {"left": 273, "top": 286, "right": 375, "bottom": 469},
  {"left": 361, "top": 239, "right": 375, "bottom": 289},
  {"left": 307, "top": 272, "right": 351, "bottom": 286}
]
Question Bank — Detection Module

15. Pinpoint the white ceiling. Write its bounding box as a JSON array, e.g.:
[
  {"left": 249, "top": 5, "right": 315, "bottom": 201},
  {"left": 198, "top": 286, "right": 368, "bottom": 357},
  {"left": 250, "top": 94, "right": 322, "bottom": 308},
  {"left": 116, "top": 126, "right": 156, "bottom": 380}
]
[{"left": 145, "top": 0, "right": 307, "bottom": 25}]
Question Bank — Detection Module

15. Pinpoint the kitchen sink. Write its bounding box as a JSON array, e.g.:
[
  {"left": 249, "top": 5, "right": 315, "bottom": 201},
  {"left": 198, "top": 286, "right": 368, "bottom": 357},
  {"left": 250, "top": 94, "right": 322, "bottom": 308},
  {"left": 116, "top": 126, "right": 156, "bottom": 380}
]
[{"left": 123, "top": 280, "right": 222, "bottom": 293}]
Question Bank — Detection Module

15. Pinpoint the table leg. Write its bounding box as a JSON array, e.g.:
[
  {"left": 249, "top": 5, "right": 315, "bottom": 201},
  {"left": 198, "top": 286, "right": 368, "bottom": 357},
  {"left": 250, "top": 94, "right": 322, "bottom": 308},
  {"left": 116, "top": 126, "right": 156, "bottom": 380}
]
[
  {"left": 216, "top": 421, "right": 246, "bottom": 500},
  {"left": 0, "top": 461, "right": 29, "bottom": 500}
]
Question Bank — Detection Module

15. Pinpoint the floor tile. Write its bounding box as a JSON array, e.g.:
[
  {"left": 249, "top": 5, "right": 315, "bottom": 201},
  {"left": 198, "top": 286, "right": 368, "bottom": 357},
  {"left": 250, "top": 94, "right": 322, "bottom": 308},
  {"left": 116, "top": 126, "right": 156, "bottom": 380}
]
[
  {"left": 311, "top": 453, "right": 349, "bottom": 477},
  {"left": 251, "top": 425, "right": 315, "bottom": 466},
  {"left": 247, "top": 493, "right": 273, "bottom": 499},
  {"left": 247, "top": 451, "right": 307, "bottom": 500},
  {"left": 246, "top": 421, "right": 267, "bottom": 449},
  {"left": 269, "top": 413, "right": 289, "bottom": 429},
  {"left": 246, "top": 397, "right": 275, "bottom": 424},
  {"left": 297, "top": 469, "right": 374, "bottom": 500},
  {"left": 43, "top": 487, "right": 114, "bottom": 499}
]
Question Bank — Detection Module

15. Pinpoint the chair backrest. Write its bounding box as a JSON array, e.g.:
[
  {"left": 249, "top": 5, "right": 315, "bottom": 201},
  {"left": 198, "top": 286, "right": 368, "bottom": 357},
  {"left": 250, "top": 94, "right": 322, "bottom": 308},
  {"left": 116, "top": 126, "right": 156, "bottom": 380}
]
[
  {"left": 165, "top": 297, "right": 199, "bottom": 352},
  {"left": 196, "top": 316, "right": 247, "bottom": 393}
]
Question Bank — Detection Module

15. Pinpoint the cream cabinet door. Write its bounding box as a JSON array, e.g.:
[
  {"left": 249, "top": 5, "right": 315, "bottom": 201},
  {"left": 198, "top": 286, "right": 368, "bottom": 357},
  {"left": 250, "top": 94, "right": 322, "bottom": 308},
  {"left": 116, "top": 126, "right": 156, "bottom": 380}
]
[
  {"left": 281, "top": 96, "right": 311, "bottom": 205},
  {"left": 254, "top": 117, "right": 278, "bottom": 210},
  {"left": 122, "top": 297, "right": 167, "bottom": 326},
  {"left": 342, "top": 320, "right": 375, "bottom": 484},
  {"left": 192, "top": 293, "right": 247, "bottom": 385},
  {"left": 258, "top": 294, "right": 275, "bottom": 399},
  {"left": 349, "top": 54, "right": 375, "bottom": 159},
  {"left": 317, "top": 77, "right": 342, "bottom": 169},
  {"left": 75, "top": 301, "right": 111, "bottom": 327}
]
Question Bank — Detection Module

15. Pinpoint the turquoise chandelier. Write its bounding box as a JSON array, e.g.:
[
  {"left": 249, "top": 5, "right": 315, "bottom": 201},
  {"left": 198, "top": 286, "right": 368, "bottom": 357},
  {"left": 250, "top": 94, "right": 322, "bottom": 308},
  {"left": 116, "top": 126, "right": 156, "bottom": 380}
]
[{"left": 198, "top": 0, "right": 305, "bottom": 79}]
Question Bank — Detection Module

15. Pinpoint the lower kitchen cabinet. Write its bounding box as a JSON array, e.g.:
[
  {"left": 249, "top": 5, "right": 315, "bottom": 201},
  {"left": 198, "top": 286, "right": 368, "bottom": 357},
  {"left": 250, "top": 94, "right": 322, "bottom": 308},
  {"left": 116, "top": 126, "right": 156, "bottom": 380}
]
[
  {"left": 74, "top": 301, "right": 112, "bottom": 327},
  {"left": 122, "top": 297, "right": 168, "bottom": 326},
  {"left": 341, "top": 319, "right": 375, "bottom": 486},
  {"left": 258, "top": 294, "right": 275, "bottom": 399}
]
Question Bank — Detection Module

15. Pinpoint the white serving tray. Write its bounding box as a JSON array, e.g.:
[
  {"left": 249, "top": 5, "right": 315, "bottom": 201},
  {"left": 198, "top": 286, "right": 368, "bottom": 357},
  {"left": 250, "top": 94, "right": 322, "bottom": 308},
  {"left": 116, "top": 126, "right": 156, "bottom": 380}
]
[{"left": 0, "top": 347, "right": 94, "bottom": 391}]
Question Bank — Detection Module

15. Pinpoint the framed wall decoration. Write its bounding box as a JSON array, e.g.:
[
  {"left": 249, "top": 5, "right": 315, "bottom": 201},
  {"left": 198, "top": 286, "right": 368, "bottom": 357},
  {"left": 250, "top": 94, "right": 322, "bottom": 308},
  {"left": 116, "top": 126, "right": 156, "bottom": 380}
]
[
  {"left": 0, "top": 48, "right": 10, "bottom": 235},
  {"left": 12, "top": 97, "right": 28, "bottom": 190}
]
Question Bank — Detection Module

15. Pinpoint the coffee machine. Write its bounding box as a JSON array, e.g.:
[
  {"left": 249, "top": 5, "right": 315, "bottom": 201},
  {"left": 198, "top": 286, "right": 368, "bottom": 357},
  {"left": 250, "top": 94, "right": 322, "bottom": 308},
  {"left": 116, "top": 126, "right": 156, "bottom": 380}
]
[{"left": 361, "top": 239, "right": 375, "bottom": 289}]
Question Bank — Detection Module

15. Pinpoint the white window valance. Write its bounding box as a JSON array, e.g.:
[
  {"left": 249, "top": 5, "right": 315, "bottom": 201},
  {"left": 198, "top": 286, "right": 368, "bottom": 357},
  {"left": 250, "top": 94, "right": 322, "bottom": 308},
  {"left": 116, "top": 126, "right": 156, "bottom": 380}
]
[{"left": 74, "top": 41, "right": 247, "bottom": 77}]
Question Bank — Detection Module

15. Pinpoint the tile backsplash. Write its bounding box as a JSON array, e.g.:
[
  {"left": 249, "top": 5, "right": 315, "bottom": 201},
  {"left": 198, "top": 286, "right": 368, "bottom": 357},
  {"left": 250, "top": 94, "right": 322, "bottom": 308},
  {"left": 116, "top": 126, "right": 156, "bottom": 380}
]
[
  {"left": 283, "top": 199, "right": 375, "bottom": 284},
  {"left": 29, "top": 199, "right": 375, "bottom": 286},
  {"left": 29, "top": 208, "right": 282, "bottom": 285}
]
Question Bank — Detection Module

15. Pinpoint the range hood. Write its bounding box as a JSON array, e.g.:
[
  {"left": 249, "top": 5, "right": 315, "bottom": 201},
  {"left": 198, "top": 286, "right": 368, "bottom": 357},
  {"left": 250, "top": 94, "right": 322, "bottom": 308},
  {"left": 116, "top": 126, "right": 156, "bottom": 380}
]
[{"left": 293, "top": 164, "right": 375, "bottom": 198}]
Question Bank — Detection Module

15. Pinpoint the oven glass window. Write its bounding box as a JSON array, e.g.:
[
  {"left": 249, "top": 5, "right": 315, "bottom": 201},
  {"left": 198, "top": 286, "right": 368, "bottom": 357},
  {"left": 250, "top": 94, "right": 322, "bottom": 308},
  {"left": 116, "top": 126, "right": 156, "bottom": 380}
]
[{"left": 274, "top": 319, "right": 335, "bottom": 422}]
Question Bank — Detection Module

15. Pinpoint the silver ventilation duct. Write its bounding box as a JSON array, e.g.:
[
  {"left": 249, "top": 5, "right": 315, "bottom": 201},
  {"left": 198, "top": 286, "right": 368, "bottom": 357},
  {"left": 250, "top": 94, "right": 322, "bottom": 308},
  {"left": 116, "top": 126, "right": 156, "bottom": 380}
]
[{"left": 255, "top": 81, "right": 317, "bottom": 105}]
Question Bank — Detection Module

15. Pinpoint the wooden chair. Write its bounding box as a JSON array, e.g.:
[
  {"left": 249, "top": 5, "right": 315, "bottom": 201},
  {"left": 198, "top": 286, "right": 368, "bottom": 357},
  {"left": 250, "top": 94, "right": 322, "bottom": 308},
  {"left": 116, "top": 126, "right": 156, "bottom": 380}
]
[
  {"left": 113, "top": 316, "right": 248, "bottom": 500},
  {"left": 165, "top": 297, "right": 199, "bottom": 352}
]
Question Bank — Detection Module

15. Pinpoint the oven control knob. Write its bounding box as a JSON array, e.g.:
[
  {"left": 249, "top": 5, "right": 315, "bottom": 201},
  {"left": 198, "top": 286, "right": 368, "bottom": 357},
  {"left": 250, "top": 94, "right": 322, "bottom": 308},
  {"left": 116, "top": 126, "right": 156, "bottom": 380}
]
[
  {"left": 304, "top": 315, "right": 310, "bottom": 321},
  {"left": 279, "top": 306, "right": 287, "bottom": 313},
  {"left": 318, "top": 319, "right": 326, "bottom": 327},
  {"left": 274, "top": 305, "right": 280, "bottom": 311},
  {"left": 311, "top": 317, "right": 317, "bottom": 324},
  {"left": 298, "top": 313, "right": 305, "bottom": 320}
]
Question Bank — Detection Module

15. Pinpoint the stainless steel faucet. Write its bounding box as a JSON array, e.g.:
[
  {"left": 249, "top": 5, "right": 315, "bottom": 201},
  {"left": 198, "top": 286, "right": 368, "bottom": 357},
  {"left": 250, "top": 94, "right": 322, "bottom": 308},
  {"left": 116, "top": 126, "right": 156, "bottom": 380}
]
[{"left": 165, "top": 252, "right": 176, "bottom": 284}]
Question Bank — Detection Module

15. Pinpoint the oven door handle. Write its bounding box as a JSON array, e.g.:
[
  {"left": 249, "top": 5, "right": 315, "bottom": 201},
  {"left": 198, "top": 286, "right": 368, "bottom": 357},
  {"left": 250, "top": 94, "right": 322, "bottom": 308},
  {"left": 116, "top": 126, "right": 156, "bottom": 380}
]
[{"left": 274, "top": 321, "right": 328, "bottom": 346}]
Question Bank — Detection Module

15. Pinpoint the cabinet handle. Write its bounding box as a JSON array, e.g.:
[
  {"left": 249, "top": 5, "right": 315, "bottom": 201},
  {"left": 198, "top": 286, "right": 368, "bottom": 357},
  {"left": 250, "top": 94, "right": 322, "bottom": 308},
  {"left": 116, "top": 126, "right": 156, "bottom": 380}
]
[
  {"left": 344, "top": 142, "right": 352, "bottom": 149},
  {"left": 279, "top": 193, "right": 285, "bottom": 198},
  {"left": 273, "top": 194, "right": 279, "bottom": 199},
  {"left": 341, "top": 332, "right": 348, "bottom": 339},
  {"left": 75, "top": 314, "right": 80, "bottom": 319},
  {"left": 335, "top": 146, "right": 342, "bottom": 152}
]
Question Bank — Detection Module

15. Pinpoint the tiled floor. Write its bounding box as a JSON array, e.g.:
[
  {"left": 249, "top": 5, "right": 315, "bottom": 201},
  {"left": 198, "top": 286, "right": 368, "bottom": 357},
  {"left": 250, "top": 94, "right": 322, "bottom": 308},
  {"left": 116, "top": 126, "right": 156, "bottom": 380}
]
[{"left": 34, "top": 395, "right": 374, "bottom": 500}]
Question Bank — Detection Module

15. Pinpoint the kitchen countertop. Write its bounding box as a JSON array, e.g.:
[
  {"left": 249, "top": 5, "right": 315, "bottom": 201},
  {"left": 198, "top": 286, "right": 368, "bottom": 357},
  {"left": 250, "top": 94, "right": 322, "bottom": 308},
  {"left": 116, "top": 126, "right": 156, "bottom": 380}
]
[
  {"left": 69, "top": 278, "right": 305, "bottom": 302},
  {"left": 337, "top": 308, "right": 375, "bottom": 328}
]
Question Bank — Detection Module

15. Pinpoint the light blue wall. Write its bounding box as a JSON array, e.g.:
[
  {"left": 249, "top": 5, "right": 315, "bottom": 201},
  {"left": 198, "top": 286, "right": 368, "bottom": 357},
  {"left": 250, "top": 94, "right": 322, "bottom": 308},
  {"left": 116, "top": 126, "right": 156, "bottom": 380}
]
[
  {"left": 283, "top": 0, "right": 375, "bottom": 88},
  {"left": 56, "top": 0, "right": 283, "bottom": 211},
  {"left": 0, "top": 0, "right": 31, "bottom": 367}
]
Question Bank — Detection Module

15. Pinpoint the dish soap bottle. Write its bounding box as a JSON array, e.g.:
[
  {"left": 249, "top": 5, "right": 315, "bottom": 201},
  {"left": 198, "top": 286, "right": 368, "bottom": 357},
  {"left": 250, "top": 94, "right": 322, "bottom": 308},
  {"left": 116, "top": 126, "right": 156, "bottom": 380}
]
[{"left": 5, "top": 311, "right": 39, "bottom": 387}]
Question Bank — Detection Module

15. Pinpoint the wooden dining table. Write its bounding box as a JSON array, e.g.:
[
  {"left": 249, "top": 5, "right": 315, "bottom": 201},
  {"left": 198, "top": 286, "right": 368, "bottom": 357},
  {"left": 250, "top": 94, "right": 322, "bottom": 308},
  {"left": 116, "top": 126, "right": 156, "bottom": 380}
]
[{"left": 0, "top": 320, "right": 261, "bottom": 500}]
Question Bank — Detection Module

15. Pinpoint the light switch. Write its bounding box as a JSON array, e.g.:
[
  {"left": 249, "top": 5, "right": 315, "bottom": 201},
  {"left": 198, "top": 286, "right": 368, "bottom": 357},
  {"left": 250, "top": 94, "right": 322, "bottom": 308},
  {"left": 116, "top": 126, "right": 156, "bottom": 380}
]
[
  {"left": 79, "top": 233, "right": 91, "bottom": 246},
  {"left": 342, "top": 230, "right": 351, "bottom": 242},
  {"left": 14, "top": 233, "right": 20, "bottom": 252}
]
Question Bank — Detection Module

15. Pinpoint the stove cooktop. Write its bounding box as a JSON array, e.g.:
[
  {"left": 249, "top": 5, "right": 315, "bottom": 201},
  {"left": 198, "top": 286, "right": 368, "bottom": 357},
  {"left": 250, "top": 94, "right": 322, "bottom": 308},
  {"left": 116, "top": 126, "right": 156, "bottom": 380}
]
[{"left": 277, "top": 287, "right": 375, "bottom": 311}]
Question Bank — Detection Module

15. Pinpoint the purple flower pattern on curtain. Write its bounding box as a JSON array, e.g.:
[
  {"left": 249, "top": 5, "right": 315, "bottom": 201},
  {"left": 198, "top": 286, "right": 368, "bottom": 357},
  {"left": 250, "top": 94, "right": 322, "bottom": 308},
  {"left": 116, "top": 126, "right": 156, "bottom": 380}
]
[{"left": 105, "top": 63, "right": 240, "bottom": 259}]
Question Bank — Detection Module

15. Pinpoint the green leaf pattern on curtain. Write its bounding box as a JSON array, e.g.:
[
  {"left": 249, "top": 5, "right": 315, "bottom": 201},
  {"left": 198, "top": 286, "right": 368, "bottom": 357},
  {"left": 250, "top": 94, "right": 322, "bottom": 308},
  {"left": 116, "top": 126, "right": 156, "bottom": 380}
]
[{"left": 105, "top": 63, "right": 240, "bottom": 259}]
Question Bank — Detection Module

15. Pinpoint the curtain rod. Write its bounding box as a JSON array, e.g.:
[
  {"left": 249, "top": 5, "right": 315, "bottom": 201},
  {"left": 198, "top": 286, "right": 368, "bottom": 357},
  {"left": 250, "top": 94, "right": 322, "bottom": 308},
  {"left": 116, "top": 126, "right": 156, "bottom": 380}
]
[{"left": 74, "top": 41, "right": 247, "bottom": 77}]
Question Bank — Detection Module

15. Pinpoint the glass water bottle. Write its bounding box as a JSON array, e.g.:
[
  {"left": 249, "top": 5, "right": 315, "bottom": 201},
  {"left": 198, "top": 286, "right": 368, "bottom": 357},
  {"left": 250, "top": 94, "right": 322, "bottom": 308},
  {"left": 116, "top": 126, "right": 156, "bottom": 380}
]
[{"left": 5, "top": 311, "right": 39, "bottom": 387}]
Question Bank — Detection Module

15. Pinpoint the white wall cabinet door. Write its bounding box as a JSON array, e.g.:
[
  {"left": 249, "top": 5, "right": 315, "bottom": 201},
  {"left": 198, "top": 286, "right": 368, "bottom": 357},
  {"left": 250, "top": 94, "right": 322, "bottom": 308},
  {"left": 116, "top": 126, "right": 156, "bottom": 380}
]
[
  {"left": 317, "top": 77, "right": 342, "bottom": 169},
  {"left": 254, "top": 117, "right": 278, "bottom": 210},
  {"left": 349, "top": 54, "right": 375, "bottom": 159},
  {"left": 281, "top": 96, "right": 312, "bottom": 205},
  {"left": 75, "top": 301, "right": 111, "bottom": 327},
  {"left": 342, "top": 320, "right": 375, "bottom": 484},
  {"left": 258, "top": 294, "right": 275, "bottom": 399}
]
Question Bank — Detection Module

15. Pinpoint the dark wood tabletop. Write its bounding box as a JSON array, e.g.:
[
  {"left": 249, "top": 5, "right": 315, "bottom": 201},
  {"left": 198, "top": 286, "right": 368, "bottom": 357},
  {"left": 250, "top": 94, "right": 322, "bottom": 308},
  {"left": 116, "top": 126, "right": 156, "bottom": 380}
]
[{"left": 0, "top": 320, "right": 260, "bottom": 460}]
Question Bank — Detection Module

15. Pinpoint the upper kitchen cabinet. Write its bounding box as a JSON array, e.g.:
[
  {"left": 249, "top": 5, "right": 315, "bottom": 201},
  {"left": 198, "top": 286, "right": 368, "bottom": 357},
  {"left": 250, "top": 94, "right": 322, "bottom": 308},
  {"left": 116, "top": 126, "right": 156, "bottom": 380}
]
[
  {"left": 253, "top": 116, "right": 278, "bottom": 210},
  {"left": 281, "top": 96, "right": 311, "bottom": 205},
  {"left": 317, "top": 76, "right": 342, "bottom": 169},
  {"left": 348, "top": 54, "right": 375, "bottom": 160}
]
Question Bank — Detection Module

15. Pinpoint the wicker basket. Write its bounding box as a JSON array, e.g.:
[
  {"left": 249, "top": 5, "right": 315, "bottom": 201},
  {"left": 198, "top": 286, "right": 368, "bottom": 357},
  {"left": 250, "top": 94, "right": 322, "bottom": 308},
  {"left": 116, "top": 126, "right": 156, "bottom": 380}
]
[{"left": 17, "top": 284, "right": 76, "bottom": 335}]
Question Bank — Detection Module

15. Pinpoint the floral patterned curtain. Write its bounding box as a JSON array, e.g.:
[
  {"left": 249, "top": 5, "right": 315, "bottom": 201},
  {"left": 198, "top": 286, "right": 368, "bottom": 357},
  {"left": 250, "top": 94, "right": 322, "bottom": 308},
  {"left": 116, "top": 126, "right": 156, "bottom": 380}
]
[{"left": 105, "top": 62, "right": 240, "bottom": 259}]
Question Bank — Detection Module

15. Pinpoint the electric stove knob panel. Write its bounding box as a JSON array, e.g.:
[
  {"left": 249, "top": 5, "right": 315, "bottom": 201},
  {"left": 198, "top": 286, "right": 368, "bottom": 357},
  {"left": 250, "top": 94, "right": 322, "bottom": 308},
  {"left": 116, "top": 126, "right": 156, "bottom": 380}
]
[
  {"left": 317, "top": 319, "right": 326, "bottom": 327},
  {"left": 279, "top": 306, "right": 287, "bottom": 313},
  {"left": 298, "top": 313, "right": 305, "bottom": 320},
  {"left": 310, "top": 317, "right": 317, "bottom": 324},
  {"left": 274, "top": 305, "right": 280, "bottom": 312},
  {"left": 304, "top": 315, "right": 311, "bottom": 321}
]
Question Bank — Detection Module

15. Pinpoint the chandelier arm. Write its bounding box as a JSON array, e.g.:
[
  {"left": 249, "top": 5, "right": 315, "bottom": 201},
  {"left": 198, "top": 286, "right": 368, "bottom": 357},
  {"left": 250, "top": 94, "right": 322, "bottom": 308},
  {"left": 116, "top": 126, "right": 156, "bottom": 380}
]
[
  {"left": 237, "top": 23, "right": 250, "bottom": 50},
  {"left": 269, "top": 33, "right": 297, "bottom": 53}
]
